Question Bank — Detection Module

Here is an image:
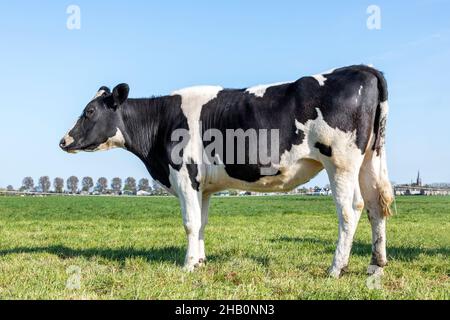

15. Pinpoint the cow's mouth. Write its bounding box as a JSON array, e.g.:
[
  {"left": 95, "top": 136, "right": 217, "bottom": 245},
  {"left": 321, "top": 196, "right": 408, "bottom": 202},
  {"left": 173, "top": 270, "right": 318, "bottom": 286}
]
[
  {"left": 65, "top": 145, "right": 97, "bottom": 153},
  {"left": 60, "top": 140, "right": 97, "bottom": 153},
  {"left": 61, "top": 145, "right": 80, "bottom": 153}
]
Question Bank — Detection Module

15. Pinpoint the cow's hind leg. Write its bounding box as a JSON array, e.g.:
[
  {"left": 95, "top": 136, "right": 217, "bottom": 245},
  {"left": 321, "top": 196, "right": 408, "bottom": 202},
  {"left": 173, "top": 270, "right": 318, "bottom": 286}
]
[
  {"left": 198, "top": 193, "right": 211, "bottom": 267},
  {"left": 359, "top": 148, "right": 393, "bottom": 275},
  {"left": 324, "top": 157, "right": 364, "bottom": 278}
]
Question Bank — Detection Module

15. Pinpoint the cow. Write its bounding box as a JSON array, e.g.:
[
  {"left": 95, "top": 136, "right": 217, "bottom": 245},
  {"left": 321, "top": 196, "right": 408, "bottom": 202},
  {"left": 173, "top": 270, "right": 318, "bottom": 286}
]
[{"left": 60, "top": 65, "right": 393, "bottom": 278}]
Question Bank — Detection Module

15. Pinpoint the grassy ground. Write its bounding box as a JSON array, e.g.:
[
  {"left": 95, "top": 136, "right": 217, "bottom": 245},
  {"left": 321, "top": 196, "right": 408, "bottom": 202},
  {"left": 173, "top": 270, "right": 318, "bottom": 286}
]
[{"left": 0, "top": 195, "right": 448, "bottom": 299}]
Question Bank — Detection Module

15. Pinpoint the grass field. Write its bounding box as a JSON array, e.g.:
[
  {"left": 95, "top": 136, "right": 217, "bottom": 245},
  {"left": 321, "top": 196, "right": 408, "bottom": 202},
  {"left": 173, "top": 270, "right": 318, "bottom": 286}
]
[{"left": 0, "top": 195, "right": 448, "bottom": 300}]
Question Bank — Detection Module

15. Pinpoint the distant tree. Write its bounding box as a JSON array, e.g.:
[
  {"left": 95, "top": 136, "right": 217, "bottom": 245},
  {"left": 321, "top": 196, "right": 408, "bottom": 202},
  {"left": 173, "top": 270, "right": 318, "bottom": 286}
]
[
  {"left": 124, "top": 177, "right": 137, "bottom": 194},
  {"left": 111, "top": 177, "right": 122, "bottom": 194},
  {"left": 67, "top": 176, "right": 79, "bottom": 194},
  {"left": 138, "top": 178, "right": 150, "bottom": 192},
  {"left": 22, "top": 177, "right": 34, "bottom": 191},
  {"left": 6, "top": 185, "right": 14, "bottom": 192},
  {"left": 95, "top": 177, "right": 108, "bottom": 194},
  {"left": 81, "top": 176, "right": 94, "bottom": 192},
  {"left": 38, "top": 176, "right": 51, "bottom": 193},
  {"left": 54, "top": 177, "right": 64, "bottom": 193}
]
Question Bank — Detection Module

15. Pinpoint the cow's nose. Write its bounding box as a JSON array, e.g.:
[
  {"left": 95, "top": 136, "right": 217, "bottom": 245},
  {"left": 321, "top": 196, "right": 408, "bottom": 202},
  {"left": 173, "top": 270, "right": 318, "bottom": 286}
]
[{"left": 59, "top": 138, "right": 67, "bottom": 149}]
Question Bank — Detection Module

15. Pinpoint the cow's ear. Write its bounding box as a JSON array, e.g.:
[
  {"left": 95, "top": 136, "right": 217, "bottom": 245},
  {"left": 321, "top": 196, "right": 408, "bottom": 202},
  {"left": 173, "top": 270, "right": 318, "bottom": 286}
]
[{"left": 112, "top": 83, "right": 129, "bottom": 107}]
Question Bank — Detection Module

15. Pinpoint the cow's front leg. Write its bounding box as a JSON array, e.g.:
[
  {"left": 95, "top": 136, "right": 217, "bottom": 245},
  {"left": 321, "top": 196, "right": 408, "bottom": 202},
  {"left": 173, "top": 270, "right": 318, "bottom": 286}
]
[
  {"left": 179, "top": 189, "right": 203, "bottom": 272},
  {"left": 169, "top": 165, "right": 203, "bottom": 271}
]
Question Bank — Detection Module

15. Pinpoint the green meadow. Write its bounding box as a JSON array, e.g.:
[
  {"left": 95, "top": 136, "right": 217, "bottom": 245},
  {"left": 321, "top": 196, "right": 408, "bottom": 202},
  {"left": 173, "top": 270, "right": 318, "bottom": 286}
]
[{"left": 0, "top": 195, "right": 448, "bottom": 299}]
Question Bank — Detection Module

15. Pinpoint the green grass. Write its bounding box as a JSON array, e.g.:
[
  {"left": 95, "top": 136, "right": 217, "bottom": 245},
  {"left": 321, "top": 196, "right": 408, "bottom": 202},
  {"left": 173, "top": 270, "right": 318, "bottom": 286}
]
[{"left": 0, "top": 195, "right": 448, "bottom": 299}]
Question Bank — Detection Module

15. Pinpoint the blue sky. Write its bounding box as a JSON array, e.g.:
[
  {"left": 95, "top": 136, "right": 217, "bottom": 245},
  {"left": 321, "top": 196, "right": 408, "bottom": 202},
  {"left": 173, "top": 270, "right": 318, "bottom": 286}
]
[{"left": 0, "top": 0, "right": 449, "bottom": 188}]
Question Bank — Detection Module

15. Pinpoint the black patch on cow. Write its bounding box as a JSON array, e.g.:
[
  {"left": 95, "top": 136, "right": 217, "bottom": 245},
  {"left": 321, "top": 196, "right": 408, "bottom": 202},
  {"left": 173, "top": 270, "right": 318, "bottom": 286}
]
[
  {"left": 199, "top": 84, "right": 311, "bottom": 183},
  {"left": 186, "top": 161, "right": 200, "bottom": 191},
  {"left": 372, "top": 104, "right": 381, "bottom": 152},
  {"left": 319, "top": 65, "right": 388, "bottom": 154},
  {"left": 119, "top": 95, "right": 187, "bottom": 188},
  {"left": 314, "top": 142, "right": 332, "bottom": 157}
]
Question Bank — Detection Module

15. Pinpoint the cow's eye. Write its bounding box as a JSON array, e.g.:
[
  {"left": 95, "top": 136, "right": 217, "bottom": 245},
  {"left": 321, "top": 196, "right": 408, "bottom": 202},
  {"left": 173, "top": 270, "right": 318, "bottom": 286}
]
[{"left": 86, "top": 108, "right": 95, "bottom": 117}]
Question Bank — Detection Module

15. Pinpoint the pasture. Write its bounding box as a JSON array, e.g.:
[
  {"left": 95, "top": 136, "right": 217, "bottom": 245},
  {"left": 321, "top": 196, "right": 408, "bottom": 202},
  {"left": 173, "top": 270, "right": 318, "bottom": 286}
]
[{"left": 0, "top": 195, "right": 448, "bottom": 300}]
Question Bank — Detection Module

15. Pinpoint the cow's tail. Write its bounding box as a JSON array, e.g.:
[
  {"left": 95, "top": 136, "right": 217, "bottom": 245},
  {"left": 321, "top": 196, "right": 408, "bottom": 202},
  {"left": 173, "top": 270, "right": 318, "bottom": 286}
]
[
  {"left": 368, "top": 67, "right": 394, "bottom": 217},
  {"left": 377, "top": 145, "right": 394, "bottom": 217}
]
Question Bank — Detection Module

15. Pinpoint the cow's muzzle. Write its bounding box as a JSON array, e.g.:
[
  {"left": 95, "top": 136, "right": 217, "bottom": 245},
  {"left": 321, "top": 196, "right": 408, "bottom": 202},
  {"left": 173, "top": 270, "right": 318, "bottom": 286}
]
[
  {"left": 59, "top": 138, "right": 67, "bottom": 149},
  {"left": 59, "top": 135, "right": 78, "bottom": 153}
]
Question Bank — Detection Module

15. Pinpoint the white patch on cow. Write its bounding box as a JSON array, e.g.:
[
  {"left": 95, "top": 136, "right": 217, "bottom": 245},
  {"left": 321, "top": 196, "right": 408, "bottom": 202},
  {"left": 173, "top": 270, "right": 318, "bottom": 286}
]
[
  {"left": 172, "top": 86, "right": 222, "bottom": 166},
  {"left": 246, "top": 81, "right": 291, "bottom": 98},
  {"left": 355, "top": 85, "right": 364, "bottom": 103},
  {"left": 62, "top": 120, "right": 78, "bottom": 151},
  {"left": 312, "top": 74, "right": 327, "bottom": 86},
  {"left": 94, "top": 128, "right": 126, "bottom": 151},
  {"left": 312, "top": 68, "right": 336, "bottom": 86},
  {"left": 64, "top": 134, "right": 74, "bottom": 147},
  {"left": 263, "top": 107, "right": 361, "bottom": 189},
  {"left": 293, "top": 108, "right": 361, "bottom": 169}
]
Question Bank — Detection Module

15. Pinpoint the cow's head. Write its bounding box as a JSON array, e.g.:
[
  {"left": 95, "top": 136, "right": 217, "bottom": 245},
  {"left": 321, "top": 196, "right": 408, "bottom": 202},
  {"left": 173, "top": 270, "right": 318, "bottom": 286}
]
[{"left": 60, "top": 83, "right": 129, "bottom": 153}]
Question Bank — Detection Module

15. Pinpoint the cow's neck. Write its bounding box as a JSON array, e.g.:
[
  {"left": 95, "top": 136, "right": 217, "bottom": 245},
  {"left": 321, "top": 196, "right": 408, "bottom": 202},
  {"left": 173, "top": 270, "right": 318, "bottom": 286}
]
[
  {"left": 119, "top": 98, "right": 162, "bottom": 159},
  {"left": 117, "top": 96, "right": 183, "bottom": 186}
]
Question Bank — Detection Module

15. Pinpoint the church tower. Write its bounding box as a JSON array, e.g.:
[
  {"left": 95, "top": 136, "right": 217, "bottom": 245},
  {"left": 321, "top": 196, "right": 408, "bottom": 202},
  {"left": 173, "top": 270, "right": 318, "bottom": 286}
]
[{"left": 416, "top": 171, "right": 422, "bottom": 186}]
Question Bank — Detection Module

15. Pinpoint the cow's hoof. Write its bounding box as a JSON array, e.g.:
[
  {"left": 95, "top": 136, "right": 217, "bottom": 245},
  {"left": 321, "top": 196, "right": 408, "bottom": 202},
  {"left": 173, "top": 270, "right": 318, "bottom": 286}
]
[
  {"left": 183, "top": 257, "right": 206, "bottom": 272},
  {"left": 198, "top": 258, "right": 207, "bottom": 267},
  {"left": 367, "top": 265, "right": 384, "bottom": 276},
  {"left": 328, "top": 264, "right": 348, "bottom": 278},
  {"left": 183, "top": 256, "right": 201, "bottom": 272},
  {"left": 183, "top": 263, "right": 199, "bottom": 272},
  {"left": 328, "top": 267, "right": 343, "bottom": 279}
]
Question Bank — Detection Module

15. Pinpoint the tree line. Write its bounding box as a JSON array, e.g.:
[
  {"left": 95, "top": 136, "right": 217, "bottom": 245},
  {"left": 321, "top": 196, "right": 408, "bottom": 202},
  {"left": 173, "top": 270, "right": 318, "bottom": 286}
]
[{"left": 6, "top": 176, "right": 168, "bottom": 195}]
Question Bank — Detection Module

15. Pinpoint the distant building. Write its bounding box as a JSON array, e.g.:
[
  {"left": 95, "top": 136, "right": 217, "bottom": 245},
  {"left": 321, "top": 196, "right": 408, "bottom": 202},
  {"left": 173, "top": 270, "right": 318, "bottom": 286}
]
[
  {"left": 394, "top": 170, "right": 450, "bottom": 196},
  {"left": 137, "top": 190, "right": 151, "bottom": 196},
  {"left": 306, "top": 186, "right": 332, "bottom": 196}
]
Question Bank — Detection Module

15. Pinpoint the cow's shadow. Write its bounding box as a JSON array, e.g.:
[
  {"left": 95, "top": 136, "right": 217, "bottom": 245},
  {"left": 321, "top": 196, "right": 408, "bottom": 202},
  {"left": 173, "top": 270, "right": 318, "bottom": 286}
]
[
  {"left": 0, "top": 245, "right": 255, "bottom": 268},
  {"left": 271, "top": 236, "right": 450, "bottom": 262},
  {"left": 0, "top": 245, "right": 192, "bottom": 266},
  {"left": 0, "top": 237, "right": 447, "bottom": 267}
]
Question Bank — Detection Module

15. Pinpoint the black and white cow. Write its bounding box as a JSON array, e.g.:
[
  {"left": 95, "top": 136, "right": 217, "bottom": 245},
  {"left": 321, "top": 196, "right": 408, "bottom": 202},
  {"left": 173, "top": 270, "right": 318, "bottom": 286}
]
[{"left": 60, "top": 65, "right": 393, "bottom": 277}]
